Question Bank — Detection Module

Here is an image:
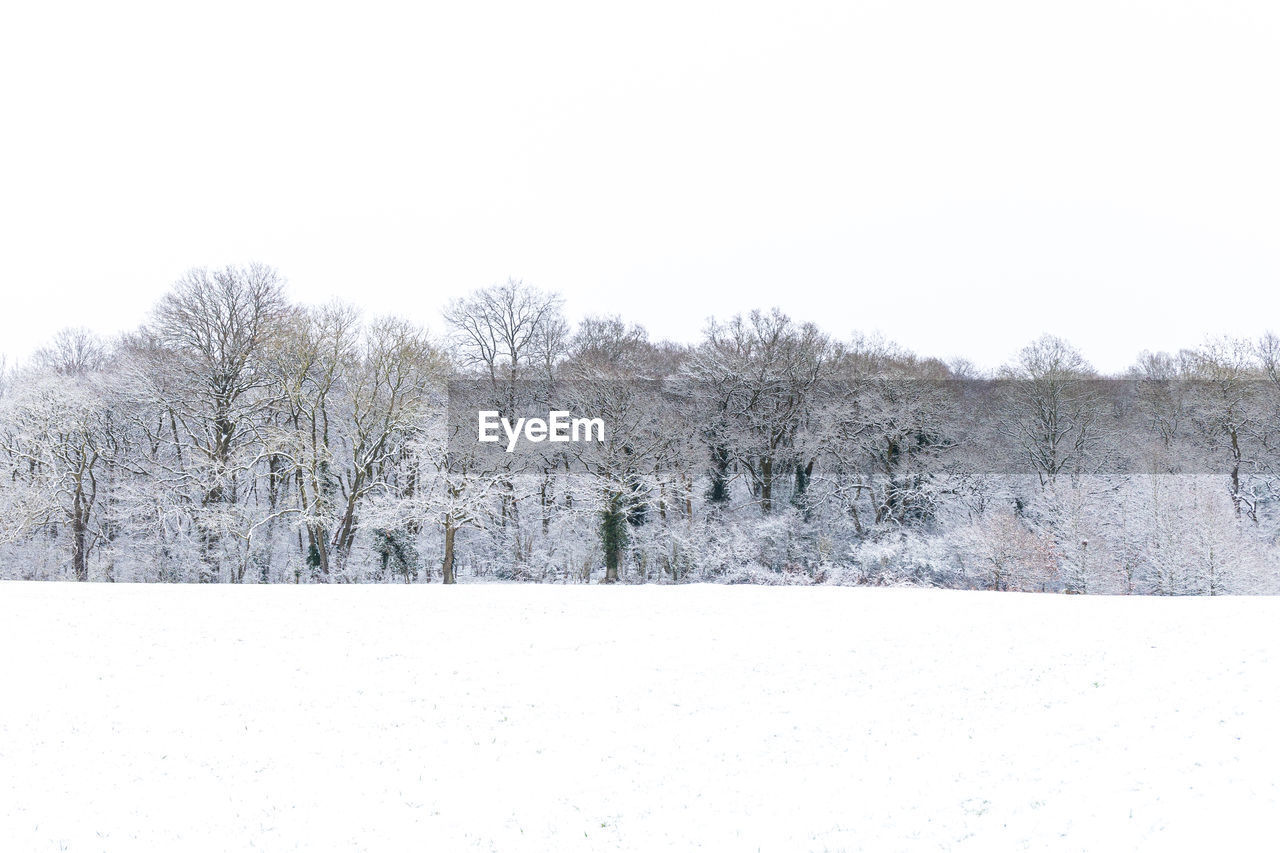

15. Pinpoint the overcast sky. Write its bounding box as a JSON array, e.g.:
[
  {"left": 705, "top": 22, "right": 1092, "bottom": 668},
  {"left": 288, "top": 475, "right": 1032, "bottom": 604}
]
[{"left": 2, "top": 0, "right": 1277, "bottom": 374}]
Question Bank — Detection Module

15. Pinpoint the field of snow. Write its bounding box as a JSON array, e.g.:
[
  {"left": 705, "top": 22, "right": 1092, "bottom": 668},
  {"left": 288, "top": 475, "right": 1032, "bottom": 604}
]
[{"left": 1, "top": 583, "right": 1277, "bottom": 852}]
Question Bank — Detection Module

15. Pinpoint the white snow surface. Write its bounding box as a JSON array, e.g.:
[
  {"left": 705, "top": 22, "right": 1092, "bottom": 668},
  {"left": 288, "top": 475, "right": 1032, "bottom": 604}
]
[{"left": 1, "top": 583, "right": 1277, "bottom": 852}]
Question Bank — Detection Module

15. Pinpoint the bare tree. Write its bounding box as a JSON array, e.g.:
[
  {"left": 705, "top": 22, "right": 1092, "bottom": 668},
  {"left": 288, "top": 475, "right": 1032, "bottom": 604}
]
[
  {"left": 33, "top": 327, "right": 109, "bottom": 377},
  {"left": 689, "top": 309, "right": 838, "bottom": 515},
  {"left": 268, "top": 303, "right": 360, "bottom": 579},
  {"left": 443, "top": 278, "right": 568, "bottom": 565},
  {"left": 146, "top": 264, "right": 289, "bottom": 581},
  {"left": 0, "top": 366, "right": 120, "bottom": 580},
  {"left": 443, "top": 278, "right": 567, "bottom": 407},
  {"left": 998, "top": 335, "right": 1106, "bottom": 488},
  {"left": 328, "top": 316, "right": 443, "bottom": 572},
  {"left": 1181, "top": 337, "right": 1262, "bottom": 519}
]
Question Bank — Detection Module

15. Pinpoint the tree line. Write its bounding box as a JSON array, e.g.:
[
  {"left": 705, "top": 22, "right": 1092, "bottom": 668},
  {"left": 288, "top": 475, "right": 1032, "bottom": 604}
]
[{"left": 3, "top": 264, "right": 1280, "bottom": 593}]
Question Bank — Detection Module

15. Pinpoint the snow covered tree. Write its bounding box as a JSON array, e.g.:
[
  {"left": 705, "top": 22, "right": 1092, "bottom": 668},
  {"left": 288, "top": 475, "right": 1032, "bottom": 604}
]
[
  {"left": 143, "top": 264, "right": 289, "bottom": 581},
  {"left": 0, "top": 361, "right": 120, "bottom": 580}
]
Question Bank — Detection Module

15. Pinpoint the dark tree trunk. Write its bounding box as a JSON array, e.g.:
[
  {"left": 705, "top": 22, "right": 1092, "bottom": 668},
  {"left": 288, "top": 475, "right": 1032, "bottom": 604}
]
[
  {"left": 760, "top": 456, "right": 773, "bottom": 514},
  {"left": 601, "top": 491, "right": 626, "bottom": 583},
  {"left": 442, "top": 522, "right": 457, "bottom": 584},
  {"left": 708, "top": 445, "right": 731, "bottom": 503},
  {"left": 71, "top": 511, "right": 89, "bottom": 582}
]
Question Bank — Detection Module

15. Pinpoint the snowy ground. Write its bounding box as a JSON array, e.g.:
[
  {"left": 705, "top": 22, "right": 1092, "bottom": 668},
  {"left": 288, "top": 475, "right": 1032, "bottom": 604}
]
[{"left": 1, "top": 584, "right": 1277, "bottom": 852}]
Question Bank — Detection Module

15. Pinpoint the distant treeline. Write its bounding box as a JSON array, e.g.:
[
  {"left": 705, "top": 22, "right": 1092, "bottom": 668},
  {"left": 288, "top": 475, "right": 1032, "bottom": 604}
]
[{"left": 3, "top": 264, "right": 1280, "bottom": 593}]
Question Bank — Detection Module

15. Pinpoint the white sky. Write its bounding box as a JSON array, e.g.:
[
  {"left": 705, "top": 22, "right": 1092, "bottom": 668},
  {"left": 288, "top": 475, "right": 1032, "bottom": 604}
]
[{"left": 2, "top": 0, "right": 1277, "bottom": 374}]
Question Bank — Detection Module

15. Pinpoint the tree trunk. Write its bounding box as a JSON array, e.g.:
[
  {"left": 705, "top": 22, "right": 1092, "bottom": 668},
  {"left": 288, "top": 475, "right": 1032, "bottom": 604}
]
[
  {"left": 332, "top": 485, "right": 361, "bottom": 568},
  {"left": 760, "top": 456, "right": 773, "bottom": 514},
  {"left": 442, "top": 521, "right": 457, "bottom": 584},
  {"left": 306, "top": 526, "right": 330, "bottom": 581},
  {"left": 71, "top": 510, "right": 89, "bottom": 582},
  {"left": 1229, "top": 428, "right": 1243, "bottom": 516},
  {"left": 708, "top": 445, "right": 731, "bottom": 503},
  {"left": 601, "top": 491, "right": 625, "bottom": 583},
  {"left": 540, "top": 472, "right": 552, "bottom": 535}
]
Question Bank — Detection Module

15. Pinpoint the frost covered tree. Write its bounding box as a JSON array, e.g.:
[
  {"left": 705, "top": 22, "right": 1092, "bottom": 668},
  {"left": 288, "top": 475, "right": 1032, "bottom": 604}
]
[
  {"left": 955, "top": 510, "right": 1057, "bottom": 592},
  {"left": 443, "top": 278, "right": 566, "bottom": 407},
  {"left": 688, "top": 309, "right": 838, "bottom": 515},
  {"left": 443, "top": 279, "right": 569, "bottom": 568},
  {"left": 0, "top": 355, "right": 120, "bottom": 580},
  {"left": 143, "top": 264, "right": 289, "bottom": 581},
  {"left": 998, "top": 335, "right": 1108, "bottom": 488},
  {"left": 1180, "top": 337, "right": 1264, "bottom": 520},
  {"left": 1, "top": 265, "right": 1279, "bottom": 591}
]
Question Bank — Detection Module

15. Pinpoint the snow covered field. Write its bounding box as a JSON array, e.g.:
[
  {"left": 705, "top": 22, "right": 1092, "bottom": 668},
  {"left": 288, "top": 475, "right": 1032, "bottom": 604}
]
[{"left": 1, "top": 584, "right": 1277, "bottom": 852}]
